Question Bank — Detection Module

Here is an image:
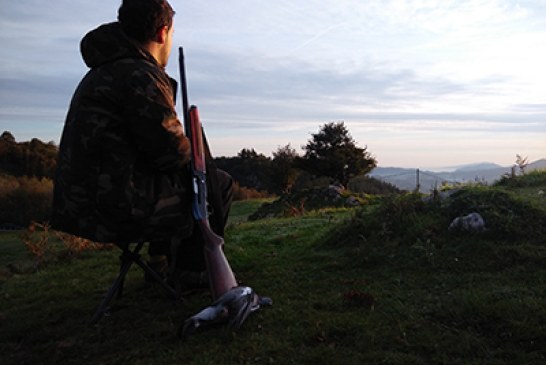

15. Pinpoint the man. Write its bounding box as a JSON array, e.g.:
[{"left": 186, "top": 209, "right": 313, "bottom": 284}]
[{"left": 52, "top": 0, "right": 230, "bottom": 281}]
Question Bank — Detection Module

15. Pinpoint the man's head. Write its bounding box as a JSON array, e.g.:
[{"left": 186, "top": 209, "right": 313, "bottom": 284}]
[
  {"left": 118, "top": 0, "right": 175, "bottom": 67},
  {"left": 118, "top": 0, "right": 174, "bottom": 43}
]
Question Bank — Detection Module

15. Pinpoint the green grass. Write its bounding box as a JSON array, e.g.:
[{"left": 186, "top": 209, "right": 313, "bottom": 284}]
[
  {"left": 0, "top": 232, "right": 29, "bottom": 267},
  {"left": 0, "top": 232, "right": 35, "bottom": 281},
  {"left": 228, "top": 198, "right": 275, "bottom": 225},
  {"left": 1, "top": 172, "right": 545, "bottom": 364}
]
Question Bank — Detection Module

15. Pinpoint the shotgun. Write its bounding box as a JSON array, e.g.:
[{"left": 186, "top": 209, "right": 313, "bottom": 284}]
[
  {"left": 179, "top": 46, "right": 237, "bottom": 299},
  {"left": 177, "top": 47, "right": 271, "bottom": 337}
]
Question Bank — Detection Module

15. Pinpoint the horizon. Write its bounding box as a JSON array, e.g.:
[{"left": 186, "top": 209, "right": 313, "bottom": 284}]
[
  {"left": 3, "top": 128, "right": 543, "bottom": 173},
  {"left": 1, "top": 1, "right": 545, "bottom": 168},
  {"left": 376, "top": 160, "right": 544, "bottom": 173}
]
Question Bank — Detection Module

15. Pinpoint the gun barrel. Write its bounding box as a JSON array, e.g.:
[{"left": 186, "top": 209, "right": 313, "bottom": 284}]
[{"left": 179, "top": 47, "right": 190, "bottom": 134}]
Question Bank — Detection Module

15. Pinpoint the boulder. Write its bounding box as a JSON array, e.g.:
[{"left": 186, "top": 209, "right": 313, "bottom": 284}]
[{"left": 449, "top": 212, "right": 486, "bottom": 232}]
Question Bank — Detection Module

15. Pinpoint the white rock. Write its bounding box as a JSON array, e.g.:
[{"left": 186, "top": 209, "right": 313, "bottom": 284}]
[{"left": 449, "top": 212, "right": 486, "bottom": 232}]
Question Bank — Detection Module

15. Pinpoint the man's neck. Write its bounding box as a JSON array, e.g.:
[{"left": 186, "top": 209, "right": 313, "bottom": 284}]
[{"left": 142, "top": 41, "right": 164, "bottom": 67}]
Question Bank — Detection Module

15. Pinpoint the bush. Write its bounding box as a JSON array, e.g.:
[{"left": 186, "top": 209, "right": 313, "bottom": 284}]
[
  {"left": 495, "top": 169, "right": 546, "bottom": 188},
  {"left": 249, "top": 186, "right": 368, "bottom": 220},
  {"left": 17, "top": 222, "right": 112, "bottom": 271},
  {"left": 323, "top": 184, "right": 546, "bottom": 249},
  {"left": 446, "top": 187, "right": 546, "bottom": 242},
  {"left": 0, "top": 175, "right": 53, "bottom": 226},
  {"left": 323, "top": 193, "right": 447, "bottom": 247},
  {"left": 348, "top": 175, "right": 401, "bottom": 195},
  {"left": 232, "top": 181, "right": 271, "bottom": 201}
]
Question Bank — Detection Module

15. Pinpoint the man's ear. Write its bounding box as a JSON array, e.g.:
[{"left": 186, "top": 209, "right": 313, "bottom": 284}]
[{"left": 155, "top": 25, "right": 169, "bottom": 44}]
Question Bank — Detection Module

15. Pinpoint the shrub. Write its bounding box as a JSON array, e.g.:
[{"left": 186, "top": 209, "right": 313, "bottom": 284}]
[
  {"left": 19, "top": 222, "right": 55, "bottom": 266},
  {"left": 0, "top": 175, "right": 53, "bottom": 226},
  {"left": 232, "top": 181, "right": 271, "bottom": 201},
  {"left": 18, "top": 222, "right": 112, "bottom": 270},
  {"left": 348, "top": 175, "right": 401, "bottom": 195},
  {"left": 446, "top": 187, "right": 546, "bottom": 242},
  {"left": 323, "top": 184, "right": 546, "bottom": 249},
  {"left": 496, "top": 169, "right": 546, "bottom": 188},
  {"left": 249, "top": 186, "right": 369, "bottom": 220},
  {"left": 323, "top": 193, "right": 447, "bottom": 247}
]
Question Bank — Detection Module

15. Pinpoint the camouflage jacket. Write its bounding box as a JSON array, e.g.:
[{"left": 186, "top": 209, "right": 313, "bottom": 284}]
[{"left": 52, "top": 22, "right": 193, "bottom": 243}]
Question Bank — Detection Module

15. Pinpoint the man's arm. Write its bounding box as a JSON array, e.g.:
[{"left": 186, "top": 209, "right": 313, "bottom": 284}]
[{"left": 125, "top": 62, "right": 190, "bottom": 171}]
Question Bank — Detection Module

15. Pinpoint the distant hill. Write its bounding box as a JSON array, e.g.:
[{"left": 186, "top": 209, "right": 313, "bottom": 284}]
[
  {"left": 449, "top": 162, "right": 503, "bottom": 172},
  {"left": 370, "top": 159, "right": 546, "bottom": 192},
  {"left": 529, "top": 158, "right": 546, "bottom": 170}
]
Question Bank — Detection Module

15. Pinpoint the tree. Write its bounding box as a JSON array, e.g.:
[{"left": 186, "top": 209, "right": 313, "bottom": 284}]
[
  {"left": 1, "top": 131, "right": 15, "bottom": 142},
  {"left": 0, "top": 132, "right": 58, "bottom": 178},
  {"left": 214, "top": 148, "right": 272, "bottom": 192},
  {"left": 270, "top": 144, "right": 300, "bottom": 194},
  {"left": 237, "top": 148, "right": 262, "bottom": 160},
  {"left": 300, "top": 121, "right": 376, "bottom": 187}
]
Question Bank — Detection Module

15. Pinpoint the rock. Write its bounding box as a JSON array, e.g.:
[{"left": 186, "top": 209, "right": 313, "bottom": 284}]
[
  {"left": 345, "top": 196, "right": 360, "bottom": 206},
  {"left": 449, "top": 212, "right": 486, "bottom": 232},
  {"left": 328, "top": 184, "right": 344, "bottom": 196}
]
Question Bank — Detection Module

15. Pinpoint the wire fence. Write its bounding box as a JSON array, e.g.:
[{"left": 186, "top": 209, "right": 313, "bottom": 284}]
[{"left": 373, "top": 169, "right": 465, "bottom": 192}]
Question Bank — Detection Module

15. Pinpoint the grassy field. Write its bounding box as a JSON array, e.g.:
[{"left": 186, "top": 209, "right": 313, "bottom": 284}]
[
  {"left": 1, "top": 174, "right": 545, "bottom": 364},
  {"left": 0, "top": 232, "right": 27, "bottom": 268}
]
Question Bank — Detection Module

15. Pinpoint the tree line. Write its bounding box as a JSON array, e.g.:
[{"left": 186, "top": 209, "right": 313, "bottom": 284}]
[
  {"left": 0, "top": 122, "right": 399, "bottom": 226},
  {"left": 0, "top": 132, "right": 57, "bottom": 227},
  {"left": 0, "top": 131, "right": 57, "bottom": 178},
  {"left": 216, "top": 121, "right": 379, "bottom": 194}
]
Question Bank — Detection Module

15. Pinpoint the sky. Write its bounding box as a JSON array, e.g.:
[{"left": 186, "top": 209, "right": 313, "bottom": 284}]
[{"left": 1, "top": 0, "right": 545, "bottom": 169}]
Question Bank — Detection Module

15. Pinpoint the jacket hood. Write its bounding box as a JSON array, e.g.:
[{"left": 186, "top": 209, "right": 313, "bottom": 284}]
[{"left": 80, "top": 22, "right": 155, "bottom": 68}]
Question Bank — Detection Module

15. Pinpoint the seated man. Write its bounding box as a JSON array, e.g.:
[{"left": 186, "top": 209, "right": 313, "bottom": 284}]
[
  {"left": 51, "top": 0, "right": 229, "bottom": 286},
  {"left": 52, "top": 0, "right": 270, "bottom": 335}
]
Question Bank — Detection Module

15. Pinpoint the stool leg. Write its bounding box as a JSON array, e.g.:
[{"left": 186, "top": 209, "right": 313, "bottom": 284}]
[
  {"left": 89, "top": 242, "right": 177, "bottom": 325},
  {"left": 89, "top": 257, "right": 134, "bottom": 325},
  {"left": 135, "top": 258, "right": 177, "bottom": 298},
  {"left": 116, "top": 243, "right": 143, "bottom": 299}
]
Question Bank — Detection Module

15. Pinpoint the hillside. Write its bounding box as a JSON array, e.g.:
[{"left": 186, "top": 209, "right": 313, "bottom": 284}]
[
  {"left": 1, "top": 171, "right": 545, "bottom": 364},
  {"left": 370, "top": 158, "right": 546, "bottom": 192}
]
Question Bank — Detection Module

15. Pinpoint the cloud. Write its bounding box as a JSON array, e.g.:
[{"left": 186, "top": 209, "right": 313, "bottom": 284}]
[
  {"left": 1, "top": 0, "right": 545, "bottom": 165},
  {"left": 178, "top": 46, "right": 545, "bottom": 133}
]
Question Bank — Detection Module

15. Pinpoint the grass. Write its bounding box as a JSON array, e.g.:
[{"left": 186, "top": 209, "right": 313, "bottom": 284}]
[
  {"left": 228, "top": 198, "right": 275, "bottom": 225},
  {"left": 0, "top": 232, "right": 28, "bottom": 267},
  {"left": 1, "top": 172, "right": 545, "bottom": 364}
]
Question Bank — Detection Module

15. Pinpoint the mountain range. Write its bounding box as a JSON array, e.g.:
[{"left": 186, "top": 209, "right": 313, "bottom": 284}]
[{"left": 369, "top": 159, "right": 546, "bottom": 192}]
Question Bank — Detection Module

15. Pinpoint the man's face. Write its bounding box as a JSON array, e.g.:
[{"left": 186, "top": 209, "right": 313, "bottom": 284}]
[{"left": 159, "top": 22, "right": 174, "bottom": 68}]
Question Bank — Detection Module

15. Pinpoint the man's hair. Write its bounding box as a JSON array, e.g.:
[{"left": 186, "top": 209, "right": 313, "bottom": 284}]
[{"left": 118, "top": 0, "right": 175, "bottom": 43}]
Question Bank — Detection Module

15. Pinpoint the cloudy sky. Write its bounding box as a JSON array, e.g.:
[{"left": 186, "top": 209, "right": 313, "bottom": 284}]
[{"left": 1, "top": 0, "right": 545, "bottom": 169}]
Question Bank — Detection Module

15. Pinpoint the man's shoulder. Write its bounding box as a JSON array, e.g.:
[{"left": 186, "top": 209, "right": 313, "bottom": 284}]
[
  {"left": 109, "top": 57, "right": 168, "bottom": 83},
  {"left": 107, "top": 56, "right": 157, "bottom": 74}
]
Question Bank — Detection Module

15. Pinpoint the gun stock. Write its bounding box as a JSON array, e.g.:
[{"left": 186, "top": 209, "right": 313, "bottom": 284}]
[{"left": 178, "top": 47, "right": 237, "bottom": 299}]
